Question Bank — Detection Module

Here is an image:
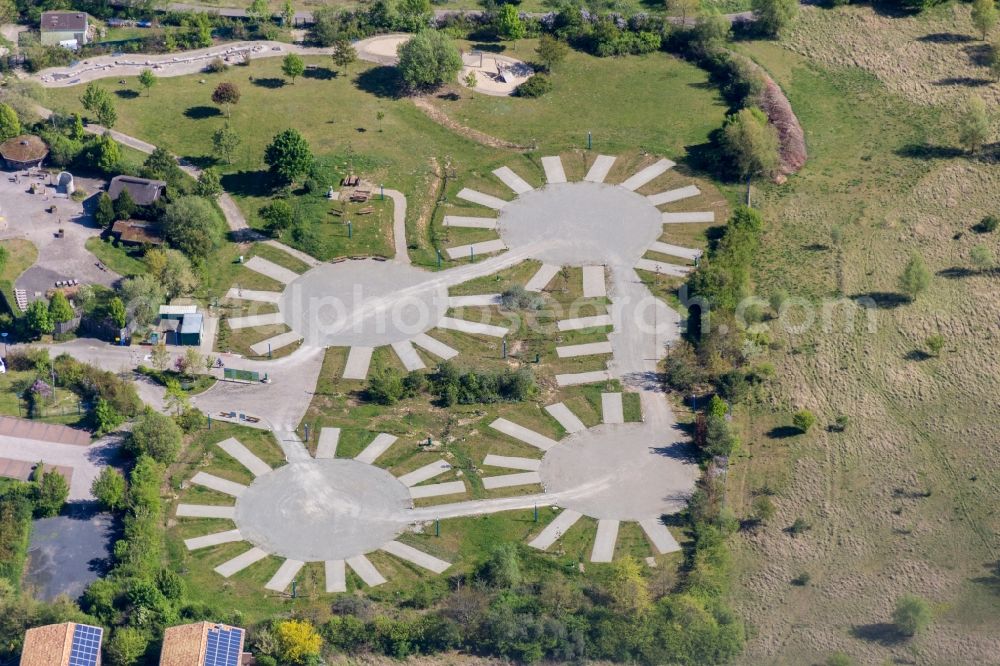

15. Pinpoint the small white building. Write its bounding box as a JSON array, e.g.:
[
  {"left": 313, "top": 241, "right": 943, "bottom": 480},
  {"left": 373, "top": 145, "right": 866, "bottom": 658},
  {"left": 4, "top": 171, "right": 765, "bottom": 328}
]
[{"left": 40, "top": 12, "right": 89, "bottom": 49}]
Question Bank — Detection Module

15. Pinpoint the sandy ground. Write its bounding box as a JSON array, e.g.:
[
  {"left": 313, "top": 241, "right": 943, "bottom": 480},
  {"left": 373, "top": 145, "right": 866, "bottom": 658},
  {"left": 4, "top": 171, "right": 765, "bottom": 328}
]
[{"left": 459, "top": 51, "right": 533, "bottom": 96}]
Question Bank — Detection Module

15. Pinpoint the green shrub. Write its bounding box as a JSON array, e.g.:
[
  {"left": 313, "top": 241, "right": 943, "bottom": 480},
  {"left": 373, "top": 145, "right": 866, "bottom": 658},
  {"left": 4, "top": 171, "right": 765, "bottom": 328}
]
[
  {"left": 893, "top": 594, "right": 932, "bottom": 637},
  {"left": 516, "top": 74, "right": 553, "bottom": 98},
  {"left": 792, "top": 409, "right": 815, "bottom": 433}
]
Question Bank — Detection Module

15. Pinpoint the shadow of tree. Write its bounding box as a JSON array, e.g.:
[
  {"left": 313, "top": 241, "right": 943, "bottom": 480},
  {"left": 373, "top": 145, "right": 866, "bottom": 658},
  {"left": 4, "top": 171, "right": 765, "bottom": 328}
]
[
  {"left": 937, "top": 266, "right": 976, "bottom": 279},
  {"left": 184, "top": 105, "right": 223, "bottom": 119},
  {"left": 895, "top": 143, "right": 967, "bottom": 160},
  {"left": 964, "top": 43, "right": 992, "bottom": 67},
  {"left": 354, "top": 66, "right": 405, "bottom": 99},
  {"left": 971, "top": 561, "right": 1000, "bottom": 595},
  {"left": 917, "top": 32, "right": 974, "bottom": 43},
  {"left": 850, "top": 291, "right": 910, "bottom": 309},
  {"left": 904, "top": 349, "right": 932, "bottom": 361},
  {"left": 252, "top": 77, "right": 286, "bottom": 89},
  {"left": 934, "top": 76, "right": 992, "bottom": 87},
  {"left": 114, "top": 89, "right": 139, "bottom": 100},
  {"left": 766, "top": 425, "right": 800, "bottom": 439},
  {"left": 221, "top": 170, "right": 273, "bottom": 198},
  {"left": 849, "top": 623, "right": 907, "bottom": 645},
  {"left": 303, "top": 67, "right": 336, "bottom": 80}
]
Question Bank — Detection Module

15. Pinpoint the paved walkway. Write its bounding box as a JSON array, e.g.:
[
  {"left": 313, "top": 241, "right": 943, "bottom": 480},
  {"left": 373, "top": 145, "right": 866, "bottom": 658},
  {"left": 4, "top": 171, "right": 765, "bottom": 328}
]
[{"left": 0, "top": 432, "right": 118, "bottom": 500}]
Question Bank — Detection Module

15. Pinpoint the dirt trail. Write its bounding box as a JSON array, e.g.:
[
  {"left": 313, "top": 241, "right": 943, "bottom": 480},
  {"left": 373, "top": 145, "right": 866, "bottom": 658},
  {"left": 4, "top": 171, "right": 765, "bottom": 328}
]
[{"left": 411, "top": 96, "right": 533, "bottom": 151}]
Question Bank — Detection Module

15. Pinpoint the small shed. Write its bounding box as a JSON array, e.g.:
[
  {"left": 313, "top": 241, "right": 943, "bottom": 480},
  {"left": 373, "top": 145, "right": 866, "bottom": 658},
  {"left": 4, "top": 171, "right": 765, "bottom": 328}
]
[
  {"left": 111, "top": 219, "right": 164, "bottom": 246},
  {"left": 159, "top": 304, "right": 197, "bottom": 321},
  {"left": 0, "top": 135, "right": 48, "bottom": 170},
  {"left": 108, "top": 175, "right": 166, "bottom": 205},
  {"left": 40, "top": 12, "right": 89, "bottom": 48},
  {"left": 178, "top": 313, "right": 203, "bottom": 346}
]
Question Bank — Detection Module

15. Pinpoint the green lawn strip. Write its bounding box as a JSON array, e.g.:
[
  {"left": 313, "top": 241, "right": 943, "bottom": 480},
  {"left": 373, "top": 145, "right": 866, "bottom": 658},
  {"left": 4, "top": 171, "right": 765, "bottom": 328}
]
[
  {"left": 447, "top": 260, "right": 542, "bottom": 297},
  {"left": 0, "top": 239, "right": 39, "bottom": 282},
  {"left": 85, "top": 237, "right": 147, "bottom": 277},
  {"left": 615, "top": 521, "right": 655, "bottom": 561},
  {"left": 217, "top": 321, "right": 293, "bottom": 358},
  {"left": 622, "top": 392, "right": 642, "bottom": 422},
  {"left": 0, "top": 482, "right": 32, "bottom": 592},
  {"left": 250, "top": 242, "right": 311, "bottom": 274}
]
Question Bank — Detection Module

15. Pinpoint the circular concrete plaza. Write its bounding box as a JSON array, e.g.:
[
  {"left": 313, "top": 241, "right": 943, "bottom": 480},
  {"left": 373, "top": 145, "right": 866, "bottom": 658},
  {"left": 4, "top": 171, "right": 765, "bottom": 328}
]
[
  {"left": 538, "top": 423, "right": 698, "bottom": 521},
  {"left": 278, "top": 260, "right": 448, "bottom": 348},
  {"left": 498, "top": 182, "right": 664, "bottom": 266},
  {"left": 233, "top": 458, "right": 411, "bottom": 561}
]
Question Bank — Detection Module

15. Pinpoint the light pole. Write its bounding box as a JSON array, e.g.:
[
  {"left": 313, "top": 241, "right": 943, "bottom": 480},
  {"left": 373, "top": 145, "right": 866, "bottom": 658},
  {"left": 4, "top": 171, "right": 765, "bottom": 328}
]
[{"left": 1, "top": 332, "right": 7, "bottom": 356}]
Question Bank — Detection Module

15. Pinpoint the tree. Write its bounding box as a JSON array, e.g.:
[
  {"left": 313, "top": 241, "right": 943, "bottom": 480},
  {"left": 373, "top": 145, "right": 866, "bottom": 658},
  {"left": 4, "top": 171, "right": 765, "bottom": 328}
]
[
  {"left": 606, "top": 557, "right": 651, "bottom": 616},
  {"left": 893, "top": 594, "right": 932, "bottom": 637},
  {"left": 281, "top": 53, "right": 305, "bottom": 83},
  {"left": 196, "top": 168, "right": 223, "bottom": 197},
  {"left": 495, "top": 4, "right": 526, "bottom": 44},
  {"left": 184, "top": 348, "right": 203, "bottom": 376},
  {"left": 130, "top": 409, "right": 183, "bottom": 463},
  {"left": 397, "top": 30, "right": 463, "bottom": 90},
  {"left": 925, "top": 333, "right": 945, "bottom": 357},
  {"left": 138, "top": 68, "right": 157, "bottom": 96},
  {"left": 331, "top": 38, "right": 357, "bottom": 74},
  {"left": 479, "top": 543, "right": 521, "bottom": 588},
  {"left": 667, "top": 0, "right": 700, "bottom": 24},
  {"left": 535, "top": 34, "right": 568, "bottom": 71},
  {"left": 113, "top": 188, "right": 136, "bottom": 221},
  {"left": 164, "top": 379, "right": 190, "bottom": 415},
  {"left": 25, "top": 299, "right": 53, "bottom": 338},
  {"left": 282, "top": 0, "right": 295, "bottom": 26},
  {"left": 990, "top": 38, "right": 1000, "bottom": 80},
  {"left": 376, "top": 109, "right": 385, "bottom": 131},
  {"left": 120, "top": 274, "right": 167, "bottom": 326},
  {"left": 145, "top": 248, "right": 199, "bottom": 298},
  {"left": 396, "top": 0, "right": 431, "bottom": 31},
  {"left": 792, "top": 409, "right": 815, "bottom": 433},
  {"left": 71, "top": 113, "right": 85, "bottom": 141},
  {"left": 259, "top": 199, "right": 295, "bottom": 234},
  {"left": 94, "top": 398, "right": 124, "bottom": 435},
  {"left": 247, "top": 0, "right": 269, "bottom": 23},
  {"left": 264, "top": 128, "right": 314, "bottom": 184},
  {"left": 752, "top": 0, "right": 798, "bottom": 37},
  {"left": 92, "top": 467, "right": 127, "bottom": 511},
  {"left": 957, "top": 94, "right": 990, "bottom": 153},
  {"left": 150, "top": 343, "right": 170, "bottom": 372},
  {"left": 0, "top": 0, "right": 15, "bottom": 24},
  {"left": 972, "top": 0, "right": 997, "bottom": 40},
  {"left": 33, "top": 466, "right": 69, "bottom": 517},
  {"left": 971, "top": 243, "right": 994, "bottom": 269},
  {"left": 899, "top": 252, "right": 931, "bottom": 300},
  {"left": 108, "top": 296, "right": 127, "bottom": 329},
  {"left": 211, "top": 82, "right": 241, "bottom": 117},
  {"left": 48, "top": 291, "right": 74, "bottom": 324},
  {"left": 276, "top": 619, "right": 322, "bottom": 665},
  {"left": 464, "top": 71, "right": 477, "bottom": 98},
  {"left": 95, "top": 192, "right": 116, "bottom": 228},
  {"left": 105, "top": 627, "right": 148, "bottom": 666},
  {"left": 163, "top": 196, "right": 225, "bottom": 261},
  {"left": 0, "top": 103, "right": 20, "bottom": 142},
  {"left": 93, "top": 133, "right": 122, "bottom": 174},
  {"left": 81, "top": 82, "right": 112, "bottom": 114},
  {"left": 212, "top": 123, "right": 241, "bottom": 164},
  {"left": 95, "top": 96, "right": 117, "bottom": 129},
  {"left": 721, "top": 106, "right": 780, "bottom": 182},
  {"left": 752, "top": 494, "right": 776, "bottom": 524}
]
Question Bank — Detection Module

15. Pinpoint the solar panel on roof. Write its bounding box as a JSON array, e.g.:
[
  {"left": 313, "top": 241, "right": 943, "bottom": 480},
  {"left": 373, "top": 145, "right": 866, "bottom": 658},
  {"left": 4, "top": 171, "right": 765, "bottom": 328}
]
[
  {"left": 68, "top": 624, "right": 103, "bottom": 666},
  {"left": 203, "top": 625, "right": 244, "bottom": 666}
]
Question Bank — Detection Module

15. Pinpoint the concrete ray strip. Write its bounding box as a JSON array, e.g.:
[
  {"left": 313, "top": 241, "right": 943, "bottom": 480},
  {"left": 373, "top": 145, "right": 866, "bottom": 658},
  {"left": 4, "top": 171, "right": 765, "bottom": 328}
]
[
  {"left": 342, "top": 346, "right": 374, "bottom": 380},
  {"left": 556, "top": 370, "right": 613, "bottom": 387},
  {"left": 634, "top": 258, "right": 693, "bottom": 277},
  {"left": 590, "top": 519, "right": 619, "bottom": 562},
  {"left": 619, "top": 158, "right": 675, "bottom": 191},
  {"left": 215, "top": 547, "right": 270, "bottom": 578},
  {"left": 446, "top": 239, "right": 507, "bottom": 260},
  {"left": 216, "top": 437, "right": 272, "bottom": 477},
  {"left": 176, "top": 504, "right": 235, "bottom": 519},
  {"left": 224, "top": 287, "right": 282, "bottom": 303},
  {"left": 437, "top": 317, "right": 508, "bottom": 337},
  {"left": 265, "top": 558, "right": 305, "bottom": 592},
  {"left": 381, "top": 540, "right": 451, "bottom": 574},
  {"left": 662, "top": 211, "right": 715, "bottom": 224},
  {"left": 447, "top": 294, "right": 501, "bottom": 307},
  {"left": 483, "top": 454, "right": 541, "bottom": 471},
  {"left": 355, "top": 433, "right": 398, "bottom": 464},
  {"left": 648, "top": 241, "right": 702, "bottom": 261},
  {"left": 456, "top": 188, "right": 509, "bottom": 210},
  {"left": 544, "top": 403, "right": 586, "bottom": 433},
  {"left": 528, "top": 509, "right": 583, "bottom": 550},
  {"left": 409, "top": 481, "right": 467, "bottom": 499},
  {"left": 492, "top": 166, "right": 534, "bottom": 195},
  {"left": 243, "top": 255, "right": 300, "bottom": 285},
  {"left": 582, "top": 265, "right": 607, "bottom": 297},
  {"left": 325, "top": 559, "right": 347, "bottom": 593},
  {"left": 346, "top": 554, "right": 387, "bottom": 587},
  {"left": 443, "top": 215, "right": 498, "bottom": 229},
  {"left": 584, "top": 155, "right": 616, "bottom": 183},
  {"left": 191, "top": 472, "right": 248, "bottom": 498},
  {"left": 397, "top": 460, "right": 452, "bottom": 487},
  {"left": 490, "top": 418, "right": 558, "bottom": 451},
  {"left": 250, "top": 331, "right": 303, "bottom": 356},
  {"left": 557, "top": 314, "right": 613, "bottom": 331},
  {"left": 639, "top": 519, "right": 681, "bottom": 554},
  {"left": 411, "top": 333, "right": 459, "bottom": 360},
  {"left": 601, "top": 392, "right": 625, "bottom": 424},
  {"left": 184, "top": 529, "right": 244, "bottom": 551},
  {"left": 482, "top": 471, "right": 542, "bottom": 489},
  {"left": 541, "top": 156, "right": 567, "bottom": 184},
  {"left": 390, "top": 339, "right": 426, "bottom": 371},
  {"left": 225, "top": 312, "right": 284, "bottom": 330},
  {"left": 315, "top": 427, "right": 341, "bottom": 459},
  {"left": 646, "top": 184, "right": 700, "bottom": 205},
  {"left": 524, "top": 263, "right": 561, "bottom": 292},
  {"left": 556, "top": 341, "right": 614, "bottom": 358}
]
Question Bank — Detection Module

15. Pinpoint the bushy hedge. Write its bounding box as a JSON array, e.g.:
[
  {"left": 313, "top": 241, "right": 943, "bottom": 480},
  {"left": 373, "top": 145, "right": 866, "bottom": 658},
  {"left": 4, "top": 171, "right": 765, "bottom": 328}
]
[
  {"left": 515, "top": 74, "right": 553, "bottom": 98},
  {"left": 430, "top": 361, "right": 536, "bottom": 405}
]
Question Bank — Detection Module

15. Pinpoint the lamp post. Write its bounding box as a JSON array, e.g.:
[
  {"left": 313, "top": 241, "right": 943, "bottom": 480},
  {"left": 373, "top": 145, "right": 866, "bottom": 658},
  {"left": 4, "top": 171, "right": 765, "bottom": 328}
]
[{"left": 1, "top": 332, "right": 7, "bottom": 356}]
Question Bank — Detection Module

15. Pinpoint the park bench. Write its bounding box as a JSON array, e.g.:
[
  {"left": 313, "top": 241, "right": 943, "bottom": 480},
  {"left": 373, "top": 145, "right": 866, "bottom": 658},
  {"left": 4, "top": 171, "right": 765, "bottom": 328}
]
[{"left": 357, "top": 206, "right": 374, "bottom": 215}]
